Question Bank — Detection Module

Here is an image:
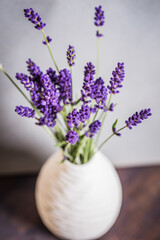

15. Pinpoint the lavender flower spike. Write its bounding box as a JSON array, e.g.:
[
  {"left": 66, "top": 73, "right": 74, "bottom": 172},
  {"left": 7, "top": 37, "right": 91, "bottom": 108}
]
[
  {"left": 79, "top": 104, "right": 90, "bottom": 123},
  {"left": 58, "top": 69, "right": 72, "bottom": 104},
  {"left": 15, "top": 73, "right": 33, "bottom": 91},
  {"left": 26, "top": 58, "right": 42, "bottom": 77},
  {"left": 125, "top": 109, "right": 152, "bottom": 129},
  {"left": 66, "top": 130, "right": 79, "bottom": 145},
  {"left": 46, "top": 68, "right": 58, "bottom": 85},
  {"left": 107, "top": 62, "right": 125, "bottom": 94},
  {"left": 15, "top": 106, "right": 35, "bottom": 118},
  {"left": 67, "top": 45, "right": 76, "bottom": 67},
  {"left": 86, "top": 120, "right": 102, "bottom": 138},
  {"left": 24, "top": 8, "right": 46, "bottom": 30},
  {"left": 92, "top": 77, "right": 108, "bottom": 110},
  {"left": 81, "top": 62, "right": 96, "bottom": 103},
  {"left": 94, "top": 6, "right": 105, "bottom": 38},
  {"left": 67, "top": 108, "right": 80, "bottom": 129},
  {"left": 94, "top": 6, "right": 105, "bottom": 27}
]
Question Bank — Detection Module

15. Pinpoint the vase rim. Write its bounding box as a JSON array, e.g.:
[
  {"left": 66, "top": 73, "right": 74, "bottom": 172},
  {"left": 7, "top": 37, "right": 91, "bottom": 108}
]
[{"left": 62, "top": 149, "right": 99, "bottom": 169}]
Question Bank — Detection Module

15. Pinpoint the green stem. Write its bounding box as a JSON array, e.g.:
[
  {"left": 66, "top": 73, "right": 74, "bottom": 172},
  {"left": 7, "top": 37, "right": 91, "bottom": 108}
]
[
  {"left": 70, "top": 67, "right": 73, "bottom": 98},
  {"left": 70, "top": 67, "right": 74, "bottom": 111},
  {"left": 98, "top": 125, "right": 127, "bottom": 151},
  {"left": 72, "top": 98, "right": 81, "bottom": 106},
  {"left": 96, "top": 94, "right": 113, "bottom": 144},
  {"left": 88, "top": 138, "right": 93, "bottom": 160},
  {"left": 64, "top": 143, "right": 74, "bottom": 162},
  {"left": 84, "top": 137, "right": 90, "bottom": 163},
  {"left": 74, "top": 135, "right": 85, "bottom": 163},
  {"left": 43, "top": 125, "right": 58, "bottom": 142},
  {"left": 107, "top": 94, "right": 113, "bottom": 109},
  {"left": 96, "top": 31, "right": 101, "bottom": 78},
  {"left": 41, "top": 29, "right": 59, "bottom": 72},
  {"left": 93, "top": 108, "right": 99, "bottom": 122},
  {"left": 101, "top": 94, "right": 113, "bottom": 128},
  {"left": 57, "top": 116, "right": 67, "bottom": 132},
  {"left": 99, "top": 110, "right": 105, "bottom": 121}
]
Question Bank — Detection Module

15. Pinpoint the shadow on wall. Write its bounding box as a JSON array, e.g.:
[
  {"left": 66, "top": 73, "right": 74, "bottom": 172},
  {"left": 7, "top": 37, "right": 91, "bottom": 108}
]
[{"left": 0, "top": 145, "right": 48, "bottom": 175}]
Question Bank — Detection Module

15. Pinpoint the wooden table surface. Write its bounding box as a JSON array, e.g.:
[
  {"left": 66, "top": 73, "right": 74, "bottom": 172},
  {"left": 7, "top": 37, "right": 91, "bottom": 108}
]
[{"left": 0, "top": 166, "right": 160, "bottom": 240}]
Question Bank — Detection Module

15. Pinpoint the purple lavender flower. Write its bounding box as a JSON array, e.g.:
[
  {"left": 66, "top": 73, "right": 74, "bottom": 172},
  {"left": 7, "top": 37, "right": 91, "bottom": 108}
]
[
  {"left": 31, "top": 73, "right": 62, "bottom": 127},
  {"left": 94, "top": 6, "right": 105, "bottom": 26},
  {"left": 43, "top": 36, "right": 52, "bottom": 45},
  {"left": 46, "top": 67, "right": 59, "bottom": 85},
  {"left": 107, "top": 62, "right": 125, "bottom": 94},
  {"left": 37, "top": 115, "right": 56, "bottom": 127},
  {"left": 84, "top": 62, "right": 96, "bottom": 79},
  {"left": 15, "top": 73, "right": 33, "bottom": 91},
  {"left": 112, "top": 127, "right": 121, "bottom": 136},
  {"left": 81, "top": 62, "right": 96, "bottom": 103},
  {"left": 79, "top": 104, "right": 90, "bottom": 123},
  {"left": 26, "top": 59, "right": 42, "bottom": 77},
  {"left": 94, "top": 5, "right": 105, "bottom": 38},
  {"left": 92, "top": 77, "right": 108, "bottom": 110},
  {"left": 24, "top": 8, "right": 46, "bottom": 30},
  {"left": 96, "top": 31, "right": 104, "bottom": 38},
  {"left": 86, "top": 120, "right": 102, "bottom": 138},
  {"left": 81, "top": 67, "right": 108, "bottom": 111},
  {"left": 109, "top": 103, "right": 114, "bottom": 111},
  {"left": 58, "top": 69, "right": 72, "bottom": 104},
  {"left": 15, "top": 106, "right": 35, "bottom": 118},
  {"left": 104, "top": 103, "right": 114, "bottom": 112},
  {"left": 67, "top": 108, "right": 80, "bottom": 129},
  {"left": 90, "top": 106, "right": 97, "bottom": 114},
  {"left": 67, "top": 45, "right": 76, "bottom": 67},
  {"left": 65, "top": 130, "right": 79, "bottom": 145},
  {"left": 67, "top": 105, "right": 91, "bottom": 129},
  {"left": 125, "top": 109, "right": 152, "bottom": 129},
  {"left": 23, "top": 59, "right": 62, "bottom": 127}
]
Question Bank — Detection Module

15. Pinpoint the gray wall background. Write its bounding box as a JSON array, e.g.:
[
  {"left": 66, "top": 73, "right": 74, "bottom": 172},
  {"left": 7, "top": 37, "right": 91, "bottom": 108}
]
[{"left": 0, "top": 0, "right": 159, "bottom": 173}]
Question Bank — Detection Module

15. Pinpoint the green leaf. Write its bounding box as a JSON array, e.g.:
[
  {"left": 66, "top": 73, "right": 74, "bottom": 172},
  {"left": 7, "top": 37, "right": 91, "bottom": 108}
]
[{"left": 112, "top": 119, "right": 118, "bottom": 131}]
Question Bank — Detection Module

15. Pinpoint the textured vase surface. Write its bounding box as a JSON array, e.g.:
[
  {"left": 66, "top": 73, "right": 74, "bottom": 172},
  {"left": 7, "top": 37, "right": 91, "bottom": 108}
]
[{"left": 35, "top": 150, "right": 122, "bottom": 240}]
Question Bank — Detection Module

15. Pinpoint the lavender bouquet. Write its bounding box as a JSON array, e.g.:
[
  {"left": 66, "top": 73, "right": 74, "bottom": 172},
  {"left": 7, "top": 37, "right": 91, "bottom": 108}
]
[{"left": 0, "top": 6, "right": 151, "bottom": 164}]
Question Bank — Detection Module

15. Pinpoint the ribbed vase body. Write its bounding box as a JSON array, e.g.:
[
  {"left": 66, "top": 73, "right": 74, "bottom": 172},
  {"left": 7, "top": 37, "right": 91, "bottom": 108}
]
[{"left": 35, "top": 150, "right": 122, "bottom": 240}]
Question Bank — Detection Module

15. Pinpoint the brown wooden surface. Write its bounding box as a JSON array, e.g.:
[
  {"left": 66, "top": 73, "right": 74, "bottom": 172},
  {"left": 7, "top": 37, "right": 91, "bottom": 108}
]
[{"left": 0, "top": 166, "right": 160, "bottom": 240}]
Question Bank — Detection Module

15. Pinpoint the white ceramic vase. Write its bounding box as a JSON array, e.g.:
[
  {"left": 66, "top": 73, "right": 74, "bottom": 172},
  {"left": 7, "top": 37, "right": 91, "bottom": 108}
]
[{"left": 35, "top": 149, "right": 122, "bottom": 240}]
